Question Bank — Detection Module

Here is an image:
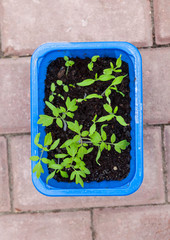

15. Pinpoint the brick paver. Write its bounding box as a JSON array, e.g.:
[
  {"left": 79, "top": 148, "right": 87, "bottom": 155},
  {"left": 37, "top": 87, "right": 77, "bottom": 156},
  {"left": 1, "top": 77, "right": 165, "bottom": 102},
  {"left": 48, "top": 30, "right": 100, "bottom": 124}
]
[
  {"left": 0, "top": 58, "right": 30, "bottom": 134},
  {"left": 0, "top": 137, "right": 10, "bottom": 212},
  {"left": 0, "top": 211, "right": 92, "bottom": 240},
  {"left": 154, "top": 0, "right": 170, "bottom": 44},
  {"left": 141, "top": 48, "right": 170, "bottom": 124},
  {"left": 9, "top": 127, "right": 164, "bottom": 212},
  {"left": 164, "top": 126, "right": 170, "bottom": 201},
  {"left": 93, "top": 205, "right": 170, "bottom": 240},
  {"left": 0, "top": 0, "right": 152, "bottom": 56}
]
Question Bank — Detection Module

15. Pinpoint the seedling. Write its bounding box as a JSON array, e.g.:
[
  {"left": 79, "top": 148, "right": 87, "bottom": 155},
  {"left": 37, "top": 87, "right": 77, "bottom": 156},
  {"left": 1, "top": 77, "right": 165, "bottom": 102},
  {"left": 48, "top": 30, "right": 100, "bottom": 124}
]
[
  {"left": 30, "top": 54, "right": 130, "bottom": 187},
  {"left": 88, "top": 55, "right": 100, "bottom": 71},
  {"left": 64, "top": 56, "right": 75, "bottom": 76}
]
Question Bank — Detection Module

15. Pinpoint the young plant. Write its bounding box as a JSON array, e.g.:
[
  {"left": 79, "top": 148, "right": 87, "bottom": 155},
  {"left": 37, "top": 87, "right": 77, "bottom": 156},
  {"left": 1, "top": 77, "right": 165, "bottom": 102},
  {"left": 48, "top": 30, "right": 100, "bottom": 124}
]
[
  {"left": 56, "top": 80, "right": 69, "bottom": 92},
  {"left": 64, "top": 56, "right": 75, "bottom": 76},
  {"left": 49, "top": 83, "right": 56, "bottom": 102},
  {"left": 88, "top": 55, "right": 100, "bottom": 71}
]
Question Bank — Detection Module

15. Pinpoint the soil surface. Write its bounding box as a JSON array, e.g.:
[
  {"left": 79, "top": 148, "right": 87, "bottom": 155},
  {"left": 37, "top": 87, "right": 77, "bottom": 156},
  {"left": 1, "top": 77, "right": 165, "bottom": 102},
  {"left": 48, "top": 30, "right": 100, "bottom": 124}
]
[{"left": 44, "top": 56, "right": 131, "bottom": 182}]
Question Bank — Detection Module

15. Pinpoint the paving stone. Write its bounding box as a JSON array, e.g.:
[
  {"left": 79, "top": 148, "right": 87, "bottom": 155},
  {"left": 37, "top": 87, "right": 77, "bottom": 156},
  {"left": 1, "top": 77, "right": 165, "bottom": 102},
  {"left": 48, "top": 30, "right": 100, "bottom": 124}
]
[
  {"left": 0, "top": 211, "right": 91, "bottom": 240},
  {"left": 0, "top": 137, "right": 10, "bottom": 211},
  {"left": 141, "top": 48, "right": 170, "bottom": 124},
  {"left": 10, "top": 127, "right": 164, "bottom": 212},
  {"left": 93, "top": 205, "right": 170, "bottom": 240},
  {"left": 0, "top": 58, "right": 30, "bottom": 134},
  {"left": 1, "top": 0, "right": 152, "bottom": 56},
  {"left": 154, "top": 0, "right": 170, "bottom": 44},
  {"left": 164, "top": 126, "right": 170, "bottom": 201}
]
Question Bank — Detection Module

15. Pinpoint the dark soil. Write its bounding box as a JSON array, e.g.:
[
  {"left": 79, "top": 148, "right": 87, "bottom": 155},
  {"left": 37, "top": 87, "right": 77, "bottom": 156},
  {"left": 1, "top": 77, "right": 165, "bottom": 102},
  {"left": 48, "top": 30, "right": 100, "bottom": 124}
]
[{"left": 44, "top": 56, "right": 131, "bottom": 182}]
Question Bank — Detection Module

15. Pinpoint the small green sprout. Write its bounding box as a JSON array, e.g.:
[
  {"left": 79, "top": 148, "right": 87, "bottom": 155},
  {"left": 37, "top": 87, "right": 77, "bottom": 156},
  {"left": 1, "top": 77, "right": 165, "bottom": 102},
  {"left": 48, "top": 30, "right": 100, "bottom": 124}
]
[
  {"left": 56, "top": 80, "right": 69, "bottom": 92},
  {"left": 88, "top": 55, "right": 100, "bottom": 71},
  {"left": 64, "top": 56, "right": 75, "bottom": 76},
  {"left": 49, "top": 83, "right": 56, "bottom": 102}
]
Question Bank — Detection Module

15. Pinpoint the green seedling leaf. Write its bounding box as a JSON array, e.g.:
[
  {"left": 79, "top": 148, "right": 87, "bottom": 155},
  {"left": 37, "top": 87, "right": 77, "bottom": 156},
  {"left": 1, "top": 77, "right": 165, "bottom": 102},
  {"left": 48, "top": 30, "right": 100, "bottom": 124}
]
[
  {"left": 103, "top": 68, "right": 113, "bottom": 75},
  {"left": 51, "top": 83, "right": 55, "bottom": 92},
  {"left": 56, "top": 80, "right": 63, "bottom": 86},
  {"left": 88, "top": 62, "right": 93, "bottom": 71},
  {"left": 98, "top": 74, "right": 115, "bottom": 81},
  {"left": 30, "top": 156, "right": 39, "bottom": 161},
  {"left": 101, "top": 124, "right": 107, "bottom": 141},
  {"left": 83, "top": 167, "right": 90, "bottom": 175},
  {"left": 96, "top": 148, "right": 101, "bottom": 165},
  {"left": 46, "top": 171, "right": 55, "bottom": 184},
  {"left": 66, "top": 143, "right": 78, "bottom": 157},
  {"left": 107, "top": 144, "right": 111, "bottom": 151},
  {"left": 38, "top": 115, "right": 54, "bottom": 126},
  {"left": 112, "top": 75, "right": 127, "bottom": 86},
  {"left": 64, "top": 56, "right": 69, "bottom": 61},
  {"left": 103, "top": 103, "right": 112, "bottom": 113},
  {"left": 44, "top": 132, "right": 52, "bottom": 146},
  {"left": 70, "top": 171, "right": 76, "bottom": 181},
  {"left": 56, "top": 118, "right": 63, "bottom": 128},
  {"left": 77, "top": 79, "right": 95, "bottom": 86},
  {"left": 110, "top": 133, "right": 116, "bottom": 143},
  {"left": 33, "top": 161, "right": 44, "bottom": 179},
  {"left": 66, "top": 97, "right": 78, "bottom": 112},
  {"left": 58, "top": 94, "right": 64, "bottom": 100},
  {"left": 78, "top": 146, "right": 87, "bottom": 159},
  {"left": 97, "top": 114, "right": 114, "bottom": 122},
  {"left": 105, "top": 88, "right": 111, "bottom": 97},
  {"left": 50, "top": 139, "right": 60, "bottom": 150},
  {"left": 65, "top": 60, "right": 74, "bottom": 67},
  {"left": 66, "top": 112, "right": 74, "bottom": 118},
  {"left": 60, "top": 171, "right": 69, "bottom": 178},
  {"left": 91, "top": 55, "right": 100, "bottom": 62},
  {"left": 45, "top": 101, "right": 61, "bottom": 117},
  {"left": 114, "top": 140, "right": 130, "bottom": 153},
  {"left": 116, "top": 54, "right": 122, "bottom": 68},
  {"left": 73, "top": 135, "right": 81, "bottom": 142},
  {"left": 41, "top": 158, "right": 51, "bottom": 164},
  {"left": 85, "top": 94, "right": 103, "bottom": 100},
  {"left": 60, "top": 139, "right": 75, "bottom": 148},
  {"left": 90, "top": 131, "right": 102, "bottom": 144},
  {"left": 75, "top": 174, "right": 84, "bottom": 187},
  {"left": 67, "top": 120, "right": 81, "bottom": 134},
  {"left": 49, "top": 95, "right": 54, "bottom": 102},
  {"left": 49, "top": 163, "right": 63, "bottom": 170},
  {"left": 34, "top": 133, "right": 40, "bottom": 146},
  {"left": 81, "top": 131, "right": 89, "bottom": 137},
  {"left": 55, "top": 154, "right": 68, "bottom": 158},
  {"left": 116, "top": 116, "right": 128, "bottom": 126},
  {"left": 89, "top": 123, "right": 96, "bottom": 135},
  {"left": 86, "top": 147, "right": 93, "bottom": 154},
  {"left": 110, "top": 62, "right": 114, "bottom": 69},
  {"left": 63, "top": 85, "right": 69, "bottom": 92},
  {"left": 114, "top": 106, "right": 118, "bottom": 114}
]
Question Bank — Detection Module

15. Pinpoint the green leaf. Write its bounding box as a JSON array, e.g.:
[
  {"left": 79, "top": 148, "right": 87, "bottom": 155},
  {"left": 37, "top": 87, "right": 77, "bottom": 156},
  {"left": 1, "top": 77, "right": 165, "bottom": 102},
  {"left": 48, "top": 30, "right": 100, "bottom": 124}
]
[
  {"left": 49, "top": 163, "right": 63, "bottom": 170},
  {"left": 114, "top": 106, "right": 118, "bottom": 114},
  {"left": 73, "top": 135, "right": 81, "bottom": 142},
  {"left": 101, "top": 124, "right": 107, "bottom": 141},
  {"left": 116, "top": 116, "right": 127, "bottom": 126},
  {"left": 66, "top": 112, "right": 74, "bottom": 118},
  {"left": 111, "top": 133, "right": 116, "bottom": 143},
  {"left": 78, "top": 146, "right": 87, "bottom": 159},
  {"left": 64, "top": 56, "right": 69, "bottom": 61},
  {"left": 98, "top": 74, "right": 115, "bottom": 81},
  {"left": 66, "top": 143, "right": 78, "bottom": 157},
  {"left": 46, "top": 171, "right": 55, "bottom": 184},
  {"left": 97, "top": 114, "right": 114, "bottom": 122},
  {"left": 51, "top": 83, "right": 55, "bottom": 92},
  {"left": 49, "top": 95, "right": 54, "bottom": 102},
  {"left": 66, "top": 98, "right": 78, "bottom": 112},
  {"left": 60, "top": 171, "right": 69, "bottom": 178},
  {"left": 60, "top": 139, "right": 75, "bottom": 148},
  {"left": 60, "top": 106, "right": 66, "bottom": 112},
  {"left": 75, "top": 174, "right": 84, "bottom": 187},
  {"left": 114, "top": 140, "right": 130, "bottom": 153},
  {"left": 90, "top": 131, "right": 102, "bottom": 144},
  {"left": 67, "top": 121, "right": 80, "bottom": 134},
  {"left": 30, "top": 156, "right": 39, "bottom": 161},
  {"left": 103, "top": 104, "right": 112, "bottom": 113},
  {"left": 88, "top": 62, "right": 93, "bottom": 71},
  {"left": 41, "top": 158, "right": 51, "bottom": 164},
  {"left": 112, "top": 75, "right": 126, "bottom": 86},
  {"left": 103, "top": 68, "right": 113, "bottom": 75},
  {"left": 105, "top": 88, "right": 111, "bottom": 97},
  {"left": 58, "top": 94, "right": 64, "bottom": 100},
  {"left": 96, "top": 148, "right": 101, "bottom": 165},
  {"left": 107, "top": 144, "right": 111, "bottom": 151},
  {"left": 56, "top": 118, "right": 63, "bottom": 128},
  {"left": 56, "top": 80, "right": 63, "bottom": 86},
  {"left": 77, "top": 79, "right": 95, "bottom": 86},
  {"left": 81, "top": 131, "right": 89, "bottom": 137},
  {"left": 85, "top": 94, "right": 103, "bottom": 100},
  {"left": 63, "top": 85, "right": 69, "bottom": 92},
  {"left": 83, "top": 167, "right": 90, "bottom": 175},
  {"left": 37, "top": 115, "right": 54, "bottom": 126},
  {"left": 110, "top": 62, "right": 114, "bottom": 69},
  {"left": 50, "top": 139, "right": 60, "bottom": 150},
  {"left": 89, "top": 123, "right": 96, "bottom": 135},
  {"left": 55, "top": 154, "right": 68, "bottom": 158},
  {"left": 116, "top": 54, "right": 122, "bottom": 68},
  {"left": 33, "top": 162, "right": 44, "bottom": 179},
  {"left": 70, "top": 171, "right": 76, "bottom": 180},
  {"left": 100, "top": 141, "right": 105, "bottom": 151},
  {"left": 34, "top": 133, "right": 40, "bottom": 146},
  {"left": 44, "top": 132, "right": 52, "bottom": 146},
  {"left": 86, "top": 147, "right": 93, "bottom": 154},
  {"left": 92, "top": 55, "right": 100, "bottom": 62}
]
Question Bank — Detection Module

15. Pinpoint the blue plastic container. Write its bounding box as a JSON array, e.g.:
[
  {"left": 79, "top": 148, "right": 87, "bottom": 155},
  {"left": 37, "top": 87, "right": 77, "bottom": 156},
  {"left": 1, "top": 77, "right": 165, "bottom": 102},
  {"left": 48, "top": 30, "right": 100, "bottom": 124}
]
[{"left": 30, "top": 42, "right": 143, "bottom": 196}]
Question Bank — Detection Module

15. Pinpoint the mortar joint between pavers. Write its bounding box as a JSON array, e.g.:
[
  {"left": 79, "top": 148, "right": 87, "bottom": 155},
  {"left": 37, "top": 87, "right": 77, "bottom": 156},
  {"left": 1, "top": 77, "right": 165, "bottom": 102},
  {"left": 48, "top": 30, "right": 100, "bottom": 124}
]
[
  {"left": 149, "top": 0, "right": 156, "bottom": 46},
  {"left": 161, "top": 125, "right": 168, "bottom": 203},
  {"left": 90, "top": 210, "right": 96, "bottom": 240}
]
